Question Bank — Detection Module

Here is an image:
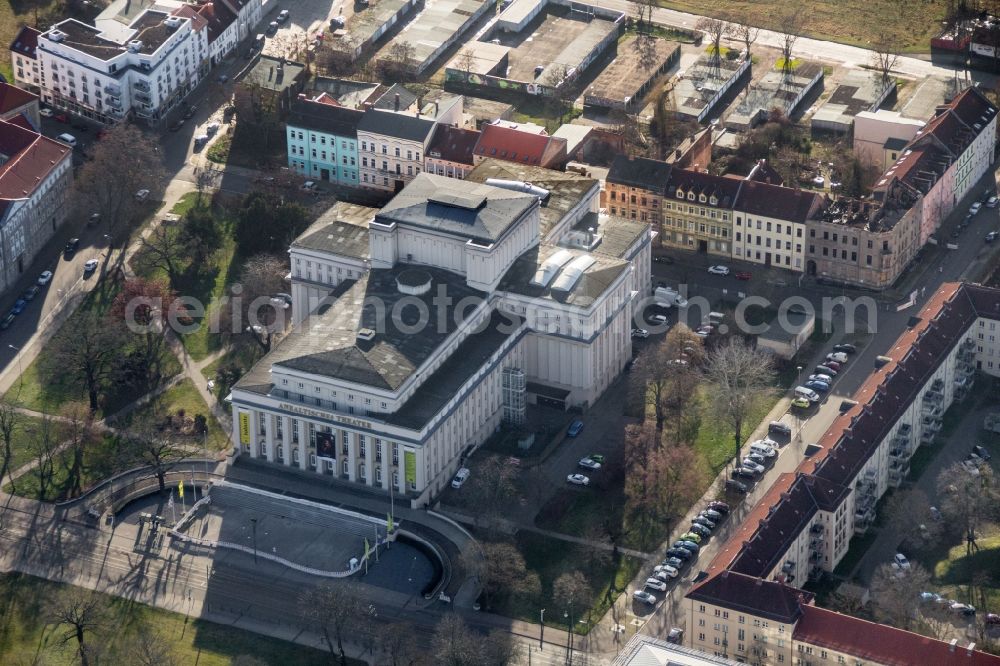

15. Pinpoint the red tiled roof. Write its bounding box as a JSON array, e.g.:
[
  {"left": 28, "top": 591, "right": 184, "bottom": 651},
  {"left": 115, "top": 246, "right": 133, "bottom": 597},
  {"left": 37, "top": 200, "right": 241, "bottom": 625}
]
[
  {"left": 473, "top": 121, "right": 565, "bottom": 168},
  {"left": 171, "top": 5, "right": 209, "bottom": 32},
  {"left": 794, "top": 605, "right": 1000, "bottom": 666},
  {"left": 9, "top": 26, "right": 39, "bottom": 60},
  {"left": 427, "top": 125, "right": 480, "bottom": 166},
  {"left": 0, "top": 82, "right": 37, "bottom": 115},
  {"left": 0, "top": 118, "right": 71, "bottom": 200},
  {"left": 313, "top": 92, "right": 342, "bottom": 107},
  {"left": 196, "top": 2, "right": 237, "bottom": 43}
]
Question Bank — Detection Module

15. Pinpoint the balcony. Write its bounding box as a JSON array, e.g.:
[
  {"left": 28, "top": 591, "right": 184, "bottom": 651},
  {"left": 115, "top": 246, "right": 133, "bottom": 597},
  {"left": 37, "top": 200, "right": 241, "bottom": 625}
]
[
  {"left": 134, "top": 80, "right": 150, "bottom": 93},
  {"left": 921, "top": 401, "right": 943, "bottom": 419},
  {"left": 103, "top": 84, "right": 121, "bottom": 96},
  {"left": 854, "top": 510, "right": 874, "bottom": 535},
  {"left": 809, "top": 551, "right": 823, "bottom": 564},
  {"left": 809, "top": 537, "right": 824, "bottom": 551},
  {"left": 920, "top": 416, "right": 942, "bottom": 443},
  {"left": 923, "top": 388, "right": 944, "bottom": 406},
  {"left": 810, "top": 523, "right": 824, "bottom": 536},
  {"left": 808, "top": 566, "right": 824, "bottom": 582},
  {"left": 954, "top": 374, "right": 974, "bottom": 400},
  {"left": 134, "top": 92, "right": 151, "bottom": 104},
  {"left": 889, "top": 460, "right": 909, "bottom": 487},
  {"left": 105, "top": 96, "right": 122, "bottom": 109}
]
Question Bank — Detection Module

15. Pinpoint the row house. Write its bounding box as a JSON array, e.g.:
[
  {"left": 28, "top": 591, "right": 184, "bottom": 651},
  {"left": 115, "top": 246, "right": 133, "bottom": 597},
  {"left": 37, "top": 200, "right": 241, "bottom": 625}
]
[
  {"left": 685, "top": 281, "right": 1000, "bottom": 665},
  {"left": 356, "top": 97, "right": 463, "bottom": 193},
  {"left": 605, "top": 155, "right": 672, "bottom": 225},
  {"left": 30, "top": 10, "right": 209, "bottom": 124},
  {"left": 661, "top": 169, "right": 741, "bottom": 257},
  {"left": 286, "top": 95, "right": 363, "bottom": 187},
  {"left": 10, "top": 27, "right": 41, "bottom": 92},
  {"left": 733, "top": 182, "right": 822, "bottom": 272},
  {"left": 472, "top": 120, "right": 567, "bottom": 170},
  {"left": 0, "top": 117, "right": 73, "bottom": 296},
  {"left": 424, "top": 124, "right": 479, "bottom": 180}
]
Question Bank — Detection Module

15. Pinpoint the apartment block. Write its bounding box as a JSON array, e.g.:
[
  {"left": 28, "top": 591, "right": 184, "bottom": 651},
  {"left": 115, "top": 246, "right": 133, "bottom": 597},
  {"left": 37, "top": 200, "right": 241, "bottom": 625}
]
[
  {"left": 685, "top": 281, "right": 1000, "bottom": 666},
  {"left": 286, "top": 96, "right": 363, "bottom": 187},
  {"left": 605, "top": 155, "right": 672, "bottom": 226}
]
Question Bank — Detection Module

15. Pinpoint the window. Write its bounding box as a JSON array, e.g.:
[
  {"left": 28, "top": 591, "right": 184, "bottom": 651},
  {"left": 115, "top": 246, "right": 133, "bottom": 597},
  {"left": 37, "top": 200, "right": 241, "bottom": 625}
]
[{"left": 309, "top": 453, "right": 317, "bottom": 469}]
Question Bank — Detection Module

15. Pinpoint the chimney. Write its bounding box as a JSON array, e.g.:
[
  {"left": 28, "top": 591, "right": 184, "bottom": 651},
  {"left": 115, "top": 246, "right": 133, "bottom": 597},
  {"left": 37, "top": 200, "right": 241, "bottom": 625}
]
[
  {"left": 949, "top": 639, "right": 959, "bottom": 653},
  {"left": 394, "top": 93, "right": 400, "bottom": 111},
  {"left": 967, "top": 643, "right": 976, "bottom": 655}
]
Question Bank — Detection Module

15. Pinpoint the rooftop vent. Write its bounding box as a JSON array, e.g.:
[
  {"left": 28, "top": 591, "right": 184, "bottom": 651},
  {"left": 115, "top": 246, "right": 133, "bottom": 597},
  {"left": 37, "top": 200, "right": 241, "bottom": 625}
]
[
  {"left": 427, "top": 191, "right": 486, "bottom": 211},
  {"left": 396, "top": 269, "right": 432, "bottom": 296},
  {"left": 484, "top": 178, "right": 550, "bottom": 201},
  {"left": 530, "top": 249, "right": 573, "bottom": 287},
  {"left": 127, "top": 40, "right": 144, "bottom": 52},
  {"left": 164, "top": 16, "right": 183, "bottom": 29},
  {"left": 357, "top": 328, "right": 376, "bottom": 341},
  {"left": 550, "top": 255, "right": 596, "bottom": 293},
  {"left": 48, "top": 29, "right": 66, "bottom": 42}
]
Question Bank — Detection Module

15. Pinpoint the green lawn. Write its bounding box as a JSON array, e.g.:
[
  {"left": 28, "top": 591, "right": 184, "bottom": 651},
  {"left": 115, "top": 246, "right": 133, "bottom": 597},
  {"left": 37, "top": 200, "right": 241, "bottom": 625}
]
[
  {"left": 0, "top": 573, "right": 339, "bottom": 666},
  {"left": 13, "top": 282, "right": 181, "bottom": 418},
  {"left": 0, "top": 413, "right": 51, "bottom": 478},
  {"left": 7, "top": 432, "right": 122, "bottom": 502},
  {"left": 170, "top": 191, "right": 203, "bottom": 217},
  {"left": 693, "top": 389, "right": 777, "bottom": 473},
  {"left": 494, "top": 531, "right": 641, "bottom": 634},
  {"left": 119, "top": 378, "right": 229, "bottom": 451},
  {"left": 206, "top": 133, "right": 232, "bottom": 164}
]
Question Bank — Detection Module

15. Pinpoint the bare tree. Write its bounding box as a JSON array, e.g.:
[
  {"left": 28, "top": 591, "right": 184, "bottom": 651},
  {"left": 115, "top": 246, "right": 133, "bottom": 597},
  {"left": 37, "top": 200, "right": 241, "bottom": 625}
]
[
  {"left": 129, "top": 624, "right": 178, "bottom": 666},
  {"left": 460, "top": 541, "right": 540, "bottom": 611},
  {"left": 628, "top": 0, "right": 656, "bottom": 31},
  {"left": 936, "top": 461, "right": 1000, "bottom": 556},
  {"left": 697, "top": 17, "right": 726, "bottom": 66},
  {"left": 73, "top": 124, "right": 165, "bottom": 272},
  {"left": 0, "top": 397, "right": 22, "bottom": 493},
  {"left": 222, "top": 254, "right": 289, "bottom": 353},
  {"left": 382, "top": 41, "right": 417, "bottom": 81},
  {"left": 703, "top": 338, "right": 775, "bottom": 466},
  {"left": 122, "top": 419, "right": 187, "bottom": 493},
  {"left": 870, "top": 562, "right": 931, "bottom": 630},
  {"left": 456, "top": 48, "right": 476, "bottom": 74},
  {"left": 46, "top": 588, "right": 109, "bottom": 666},
  {"left": 431, "top": 614, "right": 477, "bottom": 666},
  {"left": 725, "top": 10, "right": 761, "bottom": 57},
  {"left": 777, "top": 7, "right": 805, "bottom": 77},
  {"left": 871, "top": 29, "right": 901, "bottom": 85},
  {"left": 29, "top": 416, "right": 60, "bottom": 500},
  {"left": 464, "top": 455, "right": 517, "bottom": 537},
  {"left": 61, "top": 402, "right": 95, "bottom": 499},
  {"left": 137, "top": 225, "right": 189, "bottom": 286},
  {"left": 379, "top": 622, "right": 425, "bottom": 666},
  {"left": 42, "top": 311, "right": 125, "bottom": 413},
  {"left": 633, "top": 328, "right": 701, "bottom": 431},
  {"left": 298, "top": 581, "right": 367, "bottom": 666},
  {"left": 553, "top": 571, "right": 590, "bottom": 654}
]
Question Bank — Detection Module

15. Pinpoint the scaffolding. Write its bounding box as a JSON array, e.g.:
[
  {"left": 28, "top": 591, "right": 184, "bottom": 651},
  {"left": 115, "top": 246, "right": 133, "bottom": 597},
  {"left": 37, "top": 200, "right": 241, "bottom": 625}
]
[{"left": 502, "top": 367, "right": 526, "bottom": 425}]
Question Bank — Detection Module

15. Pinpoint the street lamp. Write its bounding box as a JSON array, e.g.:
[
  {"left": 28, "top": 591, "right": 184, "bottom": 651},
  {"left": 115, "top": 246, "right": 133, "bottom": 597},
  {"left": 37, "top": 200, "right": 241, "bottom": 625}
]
[
  {"left": 8, "top": 345, "right": 23, "bottom": 394},
  {"left": 564, "top": 609, "right": 573, "bottom": 665},
  {"left": 539, "top": 608, "right": 545, "bottom": 650},
  {"left": 795, "top": 366, "right": 803, "bottom": 442}
]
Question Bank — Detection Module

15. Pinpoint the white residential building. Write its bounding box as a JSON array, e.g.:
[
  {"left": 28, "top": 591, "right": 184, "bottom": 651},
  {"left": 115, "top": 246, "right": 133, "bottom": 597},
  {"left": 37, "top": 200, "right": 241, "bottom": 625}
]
[
  {"left": 34, "top": 9, "right": 209, "bottom": 124},
  {"left": 9, "top": 26, "right": 42, "bottom": 92},
  {"left": 732, "top": 181, "right": 821, "bottom": 272},
  {"left": 230, "top": 164, "right": 651, "bottom": 506}
]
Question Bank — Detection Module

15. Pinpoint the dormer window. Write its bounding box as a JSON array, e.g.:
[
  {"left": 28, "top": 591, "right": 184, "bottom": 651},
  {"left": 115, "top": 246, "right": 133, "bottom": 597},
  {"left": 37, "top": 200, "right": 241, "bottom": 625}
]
[
  {"left": 687, "top": 191, "right": 695, "bottom": 201},
  {"left": 699, "top": 193, "right": 707, "bottom": 203},
  {"left": 710, "top": 195, "right": 718, "bottom": 206},
  {"left": 675, "top": 189, "right": 684, "bottom": 199}
]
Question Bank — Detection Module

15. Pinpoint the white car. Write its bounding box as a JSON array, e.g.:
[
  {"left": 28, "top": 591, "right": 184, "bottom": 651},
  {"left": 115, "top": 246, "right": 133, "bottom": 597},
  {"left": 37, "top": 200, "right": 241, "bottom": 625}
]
[
  {"left": 809, "top": 373, "right": 833, "bottom": 383},
  {"left": 826, "top": 352, "right": 849, "bottom": 364},
  {"left": 741, "top": 459, "right": 765, "bottom": 474},
  {"left": 300, "top": 180, "right": 317, "bottom": 191},
  {"left": 578, "top": 457, "right": 602, "bottom": 471},
  {"left": 135, "top": 189, "right": 150, "bottom": 201},
  {"left": 892, "top": 553, "right": 911, "bottom": 571},
  {"left": 567, "top": 473, "right": 590, "bottom": 486},
  {"left": 750, "top": 438, "right": 779, "bottom": 451},
  {"left": 39, "top": 107, "right": 53, "bottom": 118},
  {"left": 451, "top": 467, "right": 470, "bottom": 488},
  {"left": 649, "top": 314, "right": 668, "bottom": 325},
  {"left": 707, "top": 265, "right": 730, "bottom": 276},
  {"left": 988, "top": 196, "right": 999, "bottom": 209},
  {"left": 83, "top": 259, "right": 99, "bottom": 275},
  {"left": 277, "top": 9, "right": 290, "bottom": 22},
  {"left": 631, "top": 328, "right": 649, "bottom": 339},
  {"left": 653, "top": 564, "right": 679, "bottom": 579},
  {"left": 37, "top": 271, "right": 53, "bottom": 286},
  {"left": 633, "top": 590, "right": 657, "bottom": 605},
  {"left": 970, "top": 202, "right": 982, "bottom": 215},
  {"left": 644, "top": 577, "right": 668, "bottom": 592}
]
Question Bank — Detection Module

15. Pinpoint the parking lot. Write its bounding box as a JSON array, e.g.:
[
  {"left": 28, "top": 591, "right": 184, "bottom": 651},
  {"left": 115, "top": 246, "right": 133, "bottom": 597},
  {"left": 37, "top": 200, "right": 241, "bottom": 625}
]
[{"left": 260, "top": 0, "right": 353, "bottom": 59}]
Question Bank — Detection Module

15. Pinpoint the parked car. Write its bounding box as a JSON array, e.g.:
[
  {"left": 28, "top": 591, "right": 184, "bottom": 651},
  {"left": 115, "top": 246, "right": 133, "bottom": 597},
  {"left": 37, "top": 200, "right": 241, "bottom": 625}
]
[
  {"left": 794, "top": 386, "right": 821, "bottom": 403},
  {"left": 744, "top": 452, "right": 767, "bottom": 468},
  {"left": 135, "top": 189, "right": 150, "bottom": 201},
  {"left": 691, "top": 516, "right": 715, "bottom": 530},
  {"left": 588, "top": 454, "right": 606, "bottom": 464},
  {"left": 972, "top": 445, "right": 992, "bottom": 461},
  {"left": 725, "top": 479, "right": 748, "bottom": 493},
  {"left": 666, "top": 547, "right": 692, "bottom": 560},
  {"left": 183, "top": 104, "right": 198, "bottom": 120},
  {"left": 687, "top": 523, "right": 711, "bottom": 539},
  {"left": 451, "top": 467, "right": 470, "bottom": 488},
  {"left": 679, "top": 531, "right": 702, "bottom": 544},
  {"left": 791, "top": 397, "right": 811, "bottom": 409},
  {"left": 633, "top": 590, "right": 657, "bottom": 605},
  {"left": 667, "top": 628, "right": 684, "bottom": 644},
  {"left": 83, "top": 259, "right": 99, "bottom": 276},
  {"left": 277, "top": 9, "right": 290, "bottom": 22},
  {"left": 988, "top": 196, "right": 999, "bottom": 209},
  {"left": 970, "top": 202, "right": 982, "bottom": 215},
  {"left": 815, "top": 364, "right": 839, "bottom": 377},
  {"left": 37, "top": 271, "right": 53, "bottom": 286},
  {"left": 566, "top": 473, "right": 589, "bottom": 486},
  {"left": 919, "top": 591, "right": 942, "bottom": 603},
  {"left": 632, "top": 328, "right": 649, "bottom": 339},
  {"left": 707, "top": 501, "right": 730, "bottom": 514},
  {"left": 749, "top": 440, "right": 778, "bottom": 457},
  {"left": 567, "top": 420, "right": 584, "bottom": 437},
  {"left": 735, "top": 270, "right": 752, "bottom": 280},
  {"left": 809, "top": 373, "right": 834, "bottom": 383},
  {"left": 674, "top": 540, "right": 700, "bottom": 553},
  {"left": 10, "top": 299, "right": 26, "bottom": 315},
  {"left": 653, "top": 564, "right": 679, "bottom": 579},
  {"left": 929, "top": 506, "right": 942, "bottom": 521},
  {"left": 653, "top": 255, "right": 673, "bottom": 264},
  {"left": 39, "top": 107, "right": 53, "bottom": 118},
  {"left": 0, "top": 313, "right": 14, "bottom": 330},
  {"left": 649, "top": 314, "right": 668, "bottom": 325},
  {"left": 21, "top": 286, "right": 39, "bottom": 301},
  {"left": 951, "top": 602, "right": 976, "bottom": 616},
  {"left": 64, "top": 238, "right": 80, "bottom": 257},
  {"left": 266, "top": 20, "right": 279, "bottom": 34},
  {"left": 645, "top": 577, "right": 668, "bottom": 592},
  {"left": 768, "top": 421, "right": 791, "bottom": 437},
  {"left": 985, "top": 613, "right": 1000, "bottom": 625},
  {"left": 986, "top": 231, "right": 999, "bottom": 243},
  {"left": 833, "top": 343, "right": 857, "bottom": 354},
  {"left": 893, "top": 553, "right": 911, "bottom": 571},
  {"left": 823, "top": 360, "right": 842, "bottom": 371},
  {"left": 732, "top": 466, "right": 757, "bottom": 480},
  {"left": 707, "top": 265, "right": 730, "bottom": 276},
  {"left": 702, "top": 508, "right": 724, "bottom": 521},
  {"left": 826, "top": 351, "right": 849, "bottom": 364},
  {"left": 805, "top": 380, "right": 830, "bottom": 393},
  {"left": 741, "top": 459, "right": 765, "bottom": 474},
  {"left": 663, "top": 556, "right": 685, "bottom": 570},
  {"left": 578, "top": 457, "right": 601, "bottom": 470},
  {"left": 54, "top": 113, "right": 69, "bottom": 123}
]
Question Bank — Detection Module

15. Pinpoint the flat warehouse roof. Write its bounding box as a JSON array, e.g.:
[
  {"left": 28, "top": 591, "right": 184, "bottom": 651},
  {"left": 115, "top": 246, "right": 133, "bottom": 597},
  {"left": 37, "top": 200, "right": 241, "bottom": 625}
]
[
  {"left": 384, "top": 0, "right": 488, "bottom": 66},
  {"left": 585, "top": 36, "right": 679, "bottom": 102},
  {"left": 504, "top": 13, "right": 618, "bottom": 82}
]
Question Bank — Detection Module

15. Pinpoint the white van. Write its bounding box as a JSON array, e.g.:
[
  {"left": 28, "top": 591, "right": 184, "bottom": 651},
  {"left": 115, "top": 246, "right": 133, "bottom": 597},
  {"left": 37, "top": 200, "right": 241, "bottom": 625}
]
[
  {"left": 749, "top": 442, "right": 777, "bottom": 458},
  {"left": 708, "top": 312, "right": 724, "bottom": 325},
  {"left": 56, "top": 133, "right": 77, "bottom": 147},
  {"left": 794, "top": 386, "right": 820, "bottom": 403}
]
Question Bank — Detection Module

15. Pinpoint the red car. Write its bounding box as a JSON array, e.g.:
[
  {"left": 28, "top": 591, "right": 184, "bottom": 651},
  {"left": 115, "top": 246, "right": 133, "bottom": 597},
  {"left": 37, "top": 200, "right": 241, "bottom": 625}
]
[
  {"left": 54, "top": 113, "right": 69, "bottom": 123},
  {"left": 735, "top": 271, "right": 752, "bottom": 280},
  {"left": 824, "top": 360, "right": 842, "bottom": 371}
]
